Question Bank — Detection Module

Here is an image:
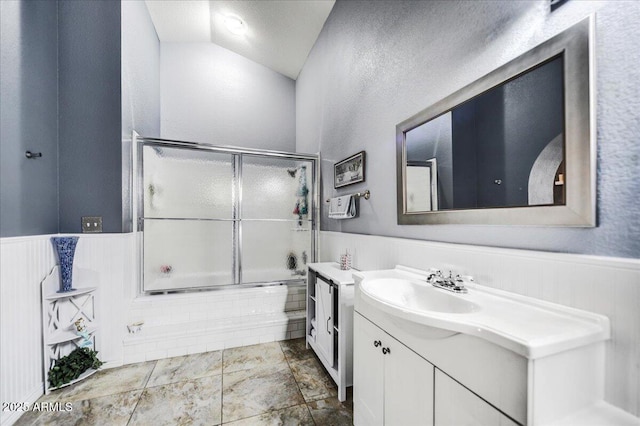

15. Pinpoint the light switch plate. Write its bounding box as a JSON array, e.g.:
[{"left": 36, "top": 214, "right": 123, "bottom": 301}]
[{"left": 82, "top": 216, "right": 103, "bottom": 233}]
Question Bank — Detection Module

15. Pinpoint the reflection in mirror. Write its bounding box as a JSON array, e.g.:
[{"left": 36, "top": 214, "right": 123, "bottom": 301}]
[
  {"left": 396, "top": 16, "right": 594, "bottom": 226},
  {"left": 405, "top": 56, "right": 565, "bottom": 212}
]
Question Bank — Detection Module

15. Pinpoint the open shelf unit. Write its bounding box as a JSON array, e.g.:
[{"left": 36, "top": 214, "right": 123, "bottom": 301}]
[{"left": 41, "top": 266, "right": 99, "bottom": 394}]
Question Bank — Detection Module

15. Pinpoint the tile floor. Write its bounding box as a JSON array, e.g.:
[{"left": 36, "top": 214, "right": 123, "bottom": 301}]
[{"left": 16, "top": 339, "right": 353, "bottom": 425}]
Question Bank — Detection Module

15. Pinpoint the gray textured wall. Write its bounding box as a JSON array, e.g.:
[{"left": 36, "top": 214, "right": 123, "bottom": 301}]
[
  {"left": 121, "top": 0, "right": 161, "bottom": 232},
  {"left": 58, "top": 0, "right": 122, "bottom": 233},
  {"left": 160, "top": 43, "right": 296, "bottom": 152},
  {"left": 297, "top": 0, "right": 640, "bottom": 258},
  {"left": 0, "top": 0, "right": 59, "bottom": 237},
  {"left": 122, "top": 0, "right": 160, "bottom": 140}
]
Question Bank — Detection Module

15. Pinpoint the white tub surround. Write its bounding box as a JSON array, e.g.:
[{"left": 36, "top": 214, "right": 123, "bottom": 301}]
[
  {"left": 354, "top": 266, "right": 611, "bottom": 425},
  {"left": 123, "top": 285, "right": 307, "bottom": 363},
  {"left": 320, "top": 231, "right": 640, "bottom": 418}
]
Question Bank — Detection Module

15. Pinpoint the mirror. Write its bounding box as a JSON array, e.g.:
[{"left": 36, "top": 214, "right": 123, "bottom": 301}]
[{"left": 397, "top": 17, "right": 595, "bottom": 226}]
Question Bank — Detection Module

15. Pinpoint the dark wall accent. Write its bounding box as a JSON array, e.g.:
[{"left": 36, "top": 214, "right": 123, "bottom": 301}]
[
  {"left": 451, "top": 103, "right": 478, "bottom": 209},
  {"left": 450, "top": 56, "right": 564, "bottom": 209},
  {"left": 58, "top": 1, "right": 122, "bottom": 233},
  {"left": 503, "top": 56, "right": 564, "bottom": 204},
  {"left": 0, "top": 1, "right": 59, "bottom": 237}
]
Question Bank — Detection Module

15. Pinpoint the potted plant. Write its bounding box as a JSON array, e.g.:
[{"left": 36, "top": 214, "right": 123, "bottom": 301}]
[{"left": 48, "top": 347, "right": 104, "bottom": 389}]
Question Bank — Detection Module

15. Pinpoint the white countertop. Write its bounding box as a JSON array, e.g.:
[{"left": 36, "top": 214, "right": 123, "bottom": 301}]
[
  {"left": 354, "top": 266, "right": 610, "bottom": 359},
  {"left": 308, "top": 262, "right": 356, "bottom": 285}
]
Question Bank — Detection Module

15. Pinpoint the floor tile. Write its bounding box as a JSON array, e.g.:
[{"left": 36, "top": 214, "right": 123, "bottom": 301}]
[
  {"left": 288, "top": 356, "right": 337, "bottom": 402},
  {"left": 307, "top": 396, "right": 353, "bottom": 426},
  {"left": 279, "top": 338, "right": 315, "bottom": 362},
  {"left": 223, "top": 342, "right": 286, "bottom": 374},
  {"left": 45, "top": 361, "right": 156, "bottom": 403},
  {"left": 147, "top": 351, "right": 222, "bottom": 387},
  {"left": 13, "top": 340, "right": 355, "bottom": 426},
  {"left": 30, "top": 390, "right": 142, "bottom": 426},
  {"left": 129, "top": 375, "right": 222, "bottom": 426},
  {"left": 222, "top": 404, "right": 314, "bottom": 426},
  {"left": 222, "top": 363, "right": 304, "bottom": 423}
]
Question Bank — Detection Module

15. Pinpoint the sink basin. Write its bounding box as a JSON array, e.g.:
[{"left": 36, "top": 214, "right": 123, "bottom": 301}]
[
  {"left": 354, "top": 266, "right": 610, "bottom": 359},
  {"left": 362, "top": 278, "right": 479, "bottom": 314}
]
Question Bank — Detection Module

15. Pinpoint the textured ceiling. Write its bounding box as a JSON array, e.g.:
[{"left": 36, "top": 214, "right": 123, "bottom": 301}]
[{"left": 144, "top": 0, "right": 335, "bottom": 79}]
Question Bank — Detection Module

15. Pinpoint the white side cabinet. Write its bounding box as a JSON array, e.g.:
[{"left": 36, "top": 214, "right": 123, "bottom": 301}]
[
  {"left": 354, "top": 313, "right": 434, "bottom": 426},
  {"left": 306, "top": 262, "right": 354, "bottom": 401},
  {"left": 41, "top": 266, "right": 99, "bottom": 394}
]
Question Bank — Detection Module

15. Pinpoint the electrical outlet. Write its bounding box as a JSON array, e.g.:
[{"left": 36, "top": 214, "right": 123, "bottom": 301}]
[{"left": 82, "top": 216, "right": 103, "bottom": 233}]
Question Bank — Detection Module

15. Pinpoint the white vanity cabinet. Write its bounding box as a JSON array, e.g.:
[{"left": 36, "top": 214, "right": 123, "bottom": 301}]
[
  {"left": 306, "top": 262, "right": 355, "bottom": 401},
  {"left": 354, "top": 312, "right": 434, "bottom": 426},
  {"left": 353, "top": 266, "right": 615, "bottom": 426},
  {"left": 355, "top": 311, "right": 517, "bottom": 426},
  {"left": 435, "top": 370, "right": 519, "bottom": 426}
]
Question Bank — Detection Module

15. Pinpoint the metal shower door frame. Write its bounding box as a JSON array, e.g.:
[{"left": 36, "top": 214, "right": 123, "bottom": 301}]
[{"left": 135, "top": 136, "right": 319, "bottom": 295}]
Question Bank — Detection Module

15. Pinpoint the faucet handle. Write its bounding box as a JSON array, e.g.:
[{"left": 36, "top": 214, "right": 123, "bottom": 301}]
[{"left": 426, "top": 268, "right": 443, "bottom": 283}]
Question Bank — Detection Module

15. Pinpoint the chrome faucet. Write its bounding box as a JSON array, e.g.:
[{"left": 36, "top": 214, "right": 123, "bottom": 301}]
[{"left": 427, "top": 269, "right": 469, "bottom": 294}]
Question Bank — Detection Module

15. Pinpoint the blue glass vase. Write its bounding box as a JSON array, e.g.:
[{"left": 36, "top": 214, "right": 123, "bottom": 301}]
[{"left": 51, "top": 236, "right": 79, "bottom": 293}]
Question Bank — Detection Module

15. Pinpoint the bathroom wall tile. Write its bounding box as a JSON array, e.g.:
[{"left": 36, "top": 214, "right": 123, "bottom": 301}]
[
  {"left": 123, "top": 353, "right": 146, "bottom": 365},
  {"left": 259, "top": 334, "right": 276, "bottom": 344},
  {"left": 241, "top": 336, "right": 263, "bottom": 346},
  {"left": 224, "top": 339, "right": 246, "bottom": 350},
  {"left": 186, "top": 344, "right": 208, "bottom": 355},
  {"left": 206, "top": 342, "right": 225, "bottom": 352},
  {"left": 166, "top": 347, "right": 188, "bottom": 358},
  {"left": 145, "top": 350, "right": 168, "bottom": 362},
  {"left": 290, "top": 330, "right": 306, "bottom": 339}
]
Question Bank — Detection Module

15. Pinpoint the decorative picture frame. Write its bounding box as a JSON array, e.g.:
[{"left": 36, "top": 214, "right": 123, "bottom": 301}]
[{"left": 334, "top": 151, "right": 366, "bottom": 189}]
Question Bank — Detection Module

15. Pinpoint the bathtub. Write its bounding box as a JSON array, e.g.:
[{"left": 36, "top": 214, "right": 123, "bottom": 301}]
[{"left": 144, "top": 268, "right": 307, "bottom": 293}]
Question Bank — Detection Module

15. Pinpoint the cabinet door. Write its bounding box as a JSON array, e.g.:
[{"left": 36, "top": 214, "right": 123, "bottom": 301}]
[
  {"left": 354, "top": 313, "right": 384, "bottom": 426},
  {"left": 435, "top": 370, "right": 519, "bottom": 426},
  {"left": 384, "top": 333, "right": 435, "bottom": 426},
  {"left": 315, "top": 276, "right": 334, "bottom": 365}
]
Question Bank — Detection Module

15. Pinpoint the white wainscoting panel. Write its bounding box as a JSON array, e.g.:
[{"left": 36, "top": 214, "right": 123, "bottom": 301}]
[
  {"left": 321, "top": 231, "right": 640, "bottom": 418},
  {"left": 0, "top": 236, "right": 56, "bottom": 426},
  {"left": 0, "top": 233, "right": 134, "bottom": 426}
]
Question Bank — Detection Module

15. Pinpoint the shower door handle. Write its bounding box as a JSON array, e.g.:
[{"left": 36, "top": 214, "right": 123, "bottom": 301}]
[{"left": 327, "top": 317, "right": 332, "bottom": 335}]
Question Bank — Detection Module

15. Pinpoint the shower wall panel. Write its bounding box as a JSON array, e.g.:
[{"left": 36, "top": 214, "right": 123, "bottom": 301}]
[{"left": 139, "top": 140, "right": 316, "bottom": 293}]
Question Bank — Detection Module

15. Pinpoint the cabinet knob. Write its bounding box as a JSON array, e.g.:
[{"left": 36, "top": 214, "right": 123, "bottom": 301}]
[
  {"left": 373, "top": 340, "right": 381, "bottom": 347},
  {"left": 382, "top": 347, "right": 391, "bottom": 355}
]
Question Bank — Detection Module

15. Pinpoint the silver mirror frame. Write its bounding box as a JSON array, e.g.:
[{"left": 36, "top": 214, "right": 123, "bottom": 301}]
[{"left": 396, "top": 16, "right": 595, "bottom": 226}]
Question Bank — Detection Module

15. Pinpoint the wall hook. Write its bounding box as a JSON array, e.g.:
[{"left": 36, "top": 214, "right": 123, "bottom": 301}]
[{"left": 25, "top": 151, "right": 42, "bottom": 159}]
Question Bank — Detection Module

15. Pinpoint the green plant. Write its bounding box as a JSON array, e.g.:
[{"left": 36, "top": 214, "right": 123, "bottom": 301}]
[{"left": 48, "top": 347, "right": 104, "bottom": 388}]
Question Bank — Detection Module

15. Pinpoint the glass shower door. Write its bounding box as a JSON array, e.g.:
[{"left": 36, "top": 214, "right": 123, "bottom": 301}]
[
  {"left": 142, "top": 145, "right": 235, "bottom": 291},
  {"left": 240, "top": 155, "right": 313, "bottom": 284}
]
